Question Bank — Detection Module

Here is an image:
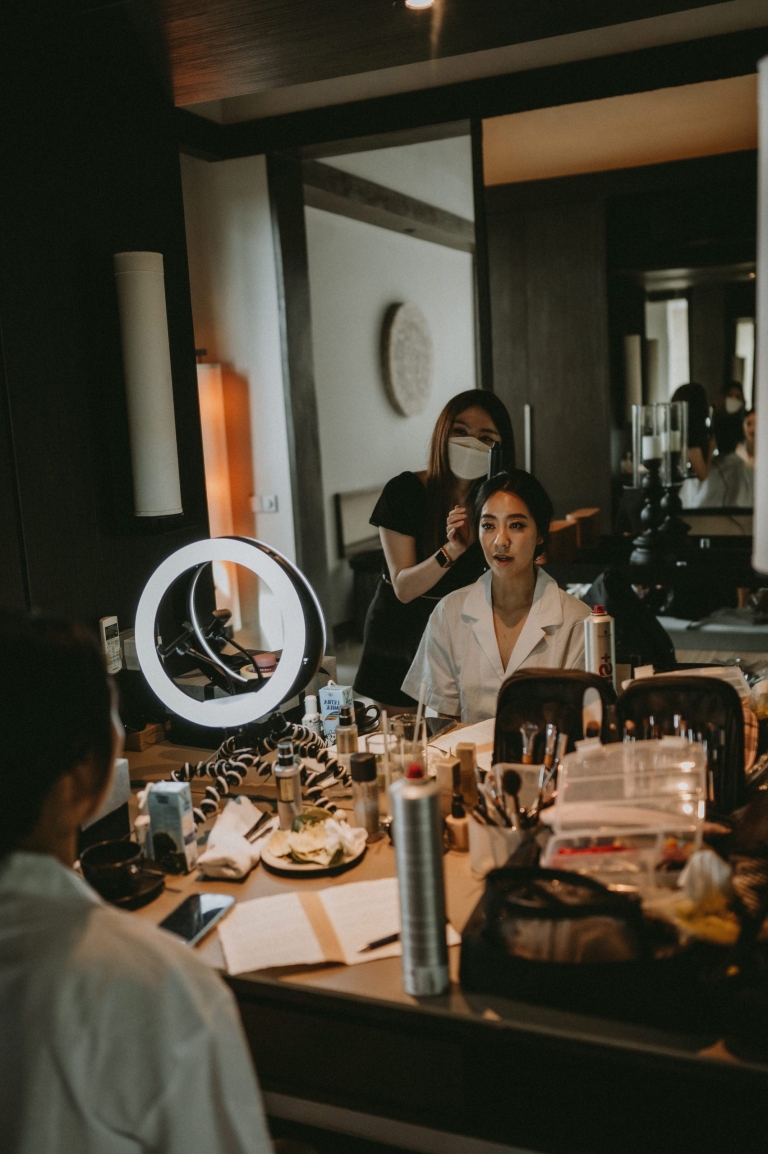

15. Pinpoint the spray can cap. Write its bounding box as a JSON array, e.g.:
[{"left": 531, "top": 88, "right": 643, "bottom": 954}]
[
  {"left": 350, "top": 752, "right": 376, "bottom": 783},
  {"left": 277, "top": 739, "right": 295, "bottom": 766},
  {"left": 303, "top": 694, "right": 318, "bottom": 715},
  {"left": 592, "top": 605, "right": 607, "bottom": 615}
]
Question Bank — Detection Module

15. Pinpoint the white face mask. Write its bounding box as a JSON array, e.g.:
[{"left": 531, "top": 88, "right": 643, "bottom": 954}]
[
  {"left": 448, "top": 436, "right": 491, "bottom": 480},
  {"left": 725, "top": 396, "right": 743, "bottom": 414}
]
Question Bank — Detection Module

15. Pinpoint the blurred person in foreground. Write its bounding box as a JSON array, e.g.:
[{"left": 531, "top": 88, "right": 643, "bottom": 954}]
[{"left": 0, "top": 610, "right": 273, "bottom": 1154}]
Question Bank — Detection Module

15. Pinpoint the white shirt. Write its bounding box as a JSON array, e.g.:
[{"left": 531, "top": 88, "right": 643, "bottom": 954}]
[
  {"left": 681, "top": 452, "right": 753, "bottom": 508},
  {"left": 403, "top": 567, "right": 591, "bottom": 723},
  {"left": 0, "top": 852, "right": 272, "bottom": 1154}
]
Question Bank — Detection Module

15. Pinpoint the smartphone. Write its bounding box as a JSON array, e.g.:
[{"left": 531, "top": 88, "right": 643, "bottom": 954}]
[{"left": 159, "top": 893, "right": 235, "bottom": 946}]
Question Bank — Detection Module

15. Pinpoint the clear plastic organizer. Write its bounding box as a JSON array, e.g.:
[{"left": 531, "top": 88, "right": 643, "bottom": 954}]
[
  {"left": 542, "top": 739, "right": 707, "bottom": 889},
  {"left": 541, "top": 828, "right": 699, "bottom": 889},
  {"left": 549, "top": 738, "right": 707, "bottom": 833}
]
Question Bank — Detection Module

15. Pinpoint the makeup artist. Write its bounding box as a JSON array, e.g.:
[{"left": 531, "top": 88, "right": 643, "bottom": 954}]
[
  {"left": 403, "top": 471, "right": 590, "bottom": 723},
  {"left": 354, "top": 390, "right": 515, "bottom": 713}
]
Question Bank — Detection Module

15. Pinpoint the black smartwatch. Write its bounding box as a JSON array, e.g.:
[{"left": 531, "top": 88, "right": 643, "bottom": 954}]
[{"left": 435, "top": 547, "right": 453, "bottom": 569}]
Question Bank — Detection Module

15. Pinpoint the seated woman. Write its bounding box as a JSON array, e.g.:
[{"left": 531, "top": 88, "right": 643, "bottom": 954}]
[
  {"left": 682, "top": 410, "right": 753, "bottom": 509},
  {"left": 403, "top": 471, "right": 590, "bottom": 723},
  {"left": 0, "top": 611, "right": 272, "bottom": 1154}
]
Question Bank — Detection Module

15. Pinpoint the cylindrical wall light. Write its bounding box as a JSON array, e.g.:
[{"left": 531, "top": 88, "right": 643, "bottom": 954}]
[
  {"left": 755, "top": 60, "right": 768, "bottom": 573},
  {"left": 113, "top": 251, "right": 183, "bottom": 517}
]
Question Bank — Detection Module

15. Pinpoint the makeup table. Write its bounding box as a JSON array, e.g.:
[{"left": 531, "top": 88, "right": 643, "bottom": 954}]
[{"left": 127, "top": 743, "right": 768, "bottom": 1154}]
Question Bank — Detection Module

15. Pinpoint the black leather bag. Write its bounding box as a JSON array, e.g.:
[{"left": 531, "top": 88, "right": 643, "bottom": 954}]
[
  {"left": 493, "top": 668, "right": 617, "bottom": 765},
  {"left": 617, "top": 675, "right": 745, "bottom": 814}
]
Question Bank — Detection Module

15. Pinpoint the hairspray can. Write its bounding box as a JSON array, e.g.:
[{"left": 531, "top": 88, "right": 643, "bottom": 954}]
[
  {"left": 389, "top": 776, "right": 449, "bottom": 996},
  {"left": 584, "top": 605, "right": 616, "bottom": 691}
]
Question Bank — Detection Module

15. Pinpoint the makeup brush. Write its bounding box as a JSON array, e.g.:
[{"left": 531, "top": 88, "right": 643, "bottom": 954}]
[{"left": 501, "top": 768, "right": 523, "bottom": 829}]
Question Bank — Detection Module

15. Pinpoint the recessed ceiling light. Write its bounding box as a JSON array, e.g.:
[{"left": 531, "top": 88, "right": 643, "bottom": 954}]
[{"left": 405, "top": 0, "right": 434, "bottom": 9}]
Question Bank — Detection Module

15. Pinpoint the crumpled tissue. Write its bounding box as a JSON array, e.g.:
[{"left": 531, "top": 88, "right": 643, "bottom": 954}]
[{"left": 197, "top": 796, "right": 277, "bottom": 880}]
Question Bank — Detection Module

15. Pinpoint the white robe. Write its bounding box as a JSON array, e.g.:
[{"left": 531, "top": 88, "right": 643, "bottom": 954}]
[
  {"left": 403, "top": 567, "right": 591, "bottom": 723},
  {"left": 0, "top": 852, "right": 272, "bottom": 1154}
]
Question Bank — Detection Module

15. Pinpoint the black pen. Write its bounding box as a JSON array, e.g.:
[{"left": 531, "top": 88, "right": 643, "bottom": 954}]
[{"left": 358, "top": 931, "right": 400, "bottom": 953}]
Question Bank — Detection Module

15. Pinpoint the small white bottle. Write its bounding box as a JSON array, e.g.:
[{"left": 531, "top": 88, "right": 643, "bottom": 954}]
[{"left": 302, "top": 693, "right": 323, "bottom": 739}]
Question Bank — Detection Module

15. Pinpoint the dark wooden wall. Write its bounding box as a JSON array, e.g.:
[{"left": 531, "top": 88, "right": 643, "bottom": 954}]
[
  {"left": 0, "top": 2, "right": 208, "bottom": 625},
  {"left": 486, "top": 151, "right": 757, "bottom": 527},
  {"left": 486, "top": 197, "right": 612, "bottom": 524}
]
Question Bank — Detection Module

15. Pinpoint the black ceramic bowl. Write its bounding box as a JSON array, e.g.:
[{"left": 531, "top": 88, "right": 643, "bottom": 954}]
[{"left": 81, "top": 839, "right": 143, "bottom": 900}]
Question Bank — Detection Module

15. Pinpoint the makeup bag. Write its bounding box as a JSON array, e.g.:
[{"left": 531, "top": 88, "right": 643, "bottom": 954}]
[
  {"left": 493, "top": 669, "right": 617, "bottom": 765},
  {"left": 617, "top": 675, "right": 745, "bottom": 815}
]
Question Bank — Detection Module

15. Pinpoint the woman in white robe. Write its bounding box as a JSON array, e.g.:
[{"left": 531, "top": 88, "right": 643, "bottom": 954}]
[{"left": 403, "top": 470, "right": 590, "bottom": 723}]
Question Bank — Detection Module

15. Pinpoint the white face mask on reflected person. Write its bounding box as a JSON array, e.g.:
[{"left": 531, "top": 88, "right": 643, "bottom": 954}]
[
  {"left": 725, "top": 397, "right": 743, "bottom": 414},
  {"left": 448, "top": 436, "right": 491, "bottom": 480}
]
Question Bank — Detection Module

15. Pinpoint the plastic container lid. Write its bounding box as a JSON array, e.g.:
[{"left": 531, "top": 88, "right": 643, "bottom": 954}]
[
  {"left": 303, "top": 694, "right": 318, "bottom": 715},
  {"left": 339, "top": 705, "right": 354, "bottom": 725},
  {"left": 350, "top": 752, "right": 376, "bottom": 782}
]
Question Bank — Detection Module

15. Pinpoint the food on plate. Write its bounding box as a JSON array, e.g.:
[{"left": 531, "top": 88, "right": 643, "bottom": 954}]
[{"left": 266, "top": 809, "right": 367, "bottom": 867}]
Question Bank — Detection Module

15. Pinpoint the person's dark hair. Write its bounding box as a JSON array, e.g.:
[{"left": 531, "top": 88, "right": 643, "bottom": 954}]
[
  {"left": 712, "top": 410, "right": 743, "bottom": 458},
  {"left": 671, "top": 383, "right": 710, "bottom": 457},
  {"left": 722, "top": 380, "right": 745, "bottom": 402},
  {"left": 424, "top": 390, "right": 516, "bottom": 552},
  {"left": 0, "top": 611, "right": 114, "bottom": 859},
  {"left": 473, "top": 470, "right": 554, "bottom": 560}
]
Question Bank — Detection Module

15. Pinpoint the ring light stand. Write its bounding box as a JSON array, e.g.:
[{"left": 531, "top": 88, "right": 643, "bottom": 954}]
[{"left": 134, "top": 537, "right": 348, "bottom": 825}]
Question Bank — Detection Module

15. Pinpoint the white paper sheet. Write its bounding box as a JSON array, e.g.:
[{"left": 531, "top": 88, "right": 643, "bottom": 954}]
[
  {"left": 218, "top": 892, "right": 324, "bottom": 976},
  {"left": 218, "top": 878, "right": 460, "bottom": 975},
  {"left": 318, "top": 877, "right": 403, "bottom": 964}
]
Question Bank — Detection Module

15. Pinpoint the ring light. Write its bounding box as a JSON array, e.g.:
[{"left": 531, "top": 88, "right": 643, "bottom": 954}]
[{"left": 135, "top": 537, "right": 326, "bottom": 727}]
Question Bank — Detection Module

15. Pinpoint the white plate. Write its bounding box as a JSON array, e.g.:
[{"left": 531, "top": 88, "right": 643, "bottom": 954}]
[{"left": 261, "top": 841, "right": 367, "bottom": 878}]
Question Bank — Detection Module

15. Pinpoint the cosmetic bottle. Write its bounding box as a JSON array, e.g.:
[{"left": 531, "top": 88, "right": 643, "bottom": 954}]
[
  {"left": 350, "top": 752, "right": 381, "bottom": 840},
  {"left": 455, "top": 742, "right": 478, "bottom": 808},
  {"left": 335, "top": 705, "right": 359, "bottom": 775},
  {"left": 274, "top": 738, "right": 302, "bottom": 830},
  {"left": 301, "top": 694, "right": 323, "bottom": 739},
  {"left": 446, "top": 790, "right": 469, "bottom": 852}
]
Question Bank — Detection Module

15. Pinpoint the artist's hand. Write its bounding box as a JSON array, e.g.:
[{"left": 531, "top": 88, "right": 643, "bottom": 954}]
[{"left": 444, "top": 505, "right": 469, "bottom": 560}]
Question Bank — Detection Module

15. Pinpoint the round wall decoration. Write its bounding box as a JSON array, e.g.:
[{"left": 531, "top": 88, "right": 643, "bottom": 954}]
[{"left": 381, "top": 302, "right": 433, "bottom": 416}]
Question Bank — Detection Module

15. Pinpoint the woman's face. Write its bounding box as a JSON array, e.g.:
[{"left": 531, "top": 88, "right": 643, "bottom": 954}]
[
  {"left": 744, "top": 411, "right": 756, "bottom": 454},
  {"left": 479, "top": 491, "right": 542, "bottom": 580},
  {"left": 451, "top": 406, "right": 501, "bottom": 448}
]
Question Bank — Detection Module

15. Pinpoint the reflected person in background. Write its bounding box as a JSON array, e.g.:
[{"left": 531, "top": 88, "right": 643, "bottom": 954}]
[
  {"left": 403, "top": 471, "right": 590, "bottom": 724},
  {"left": 0, "top": 612, "right": 273, "bottom": 1154},
  {"left": 681, "top": 409, "right": 753, "bottom": 509},
  {"left": 672, "top": 382, "right": 714, "bottom": 484},
  {"left": 354, "top": 390, "right": 515, "bottom": 714},
  {"left": 737, "top": 409, "right": 756, "bottom": 470}
]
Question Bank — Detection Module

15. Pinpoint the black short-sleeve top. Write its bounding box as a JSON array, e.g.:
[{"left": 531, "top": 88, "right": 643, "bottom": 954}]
[{"left": 370, "top": 471, "right": 487, "bottom": 597}]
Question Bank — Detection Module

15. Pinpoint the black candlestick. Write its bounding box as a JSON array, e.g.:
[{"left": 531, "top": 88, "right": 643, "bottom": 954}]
[{"left": 630, "top": 457, "right": 673, "bottom": 573}]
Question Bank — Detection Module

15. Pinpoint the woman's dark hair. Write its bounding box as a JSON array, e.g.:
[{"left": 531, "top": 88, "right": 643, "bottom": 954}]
[
  {"left": 671, "top": 383, "right": 711, "bottom": 457},
  {"left": 473, "top": 470, "right": 554, "bottom": 559},
  {"left": 0, "top": 611, "right": 114, "bottom": 858},
  {"left": 712, "top": 410, "right": 743, "bottom": 458},
  {"left": 424, "top": 390, "right": 516, "bottom": 552}
]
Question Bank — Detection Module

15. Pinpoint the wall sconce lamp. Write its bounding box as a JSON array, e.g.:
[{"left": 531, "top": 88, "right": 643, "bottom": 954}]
[{"left": 113, "top": 251, "right": 183, "bottom": 517}]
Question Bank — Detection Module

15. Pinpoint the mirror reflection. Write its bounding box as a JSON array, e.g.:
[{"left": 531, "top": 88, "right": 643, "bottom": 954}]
[{"left": 156, "top": 562, "right": 284, "bottom": 703}]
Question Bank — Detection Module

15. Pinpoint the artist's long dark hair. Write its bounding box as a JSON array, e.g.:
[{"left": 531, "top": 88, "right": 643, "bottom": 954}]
[
  {"left": 671, "top": 383, "right": 711, "bottom": 457},
  {"left": 424, "top": 390, "right": 516, "bottom": 553},
  {"left": 0, "top": 611, "right": 114, "bottom": 860}
]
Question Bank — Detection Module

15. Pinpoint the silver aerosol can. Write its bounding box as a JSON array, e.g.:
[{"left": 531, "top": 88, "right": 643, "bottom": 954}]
[
  {"left": 584, "top": 604, "right": 616, "bottom": 691},
  {"left": 274, "top": 739, "right": 303, "bottom": 830},
  {"left": 389, "top": 776, "right": 449, "bottom": 996}
]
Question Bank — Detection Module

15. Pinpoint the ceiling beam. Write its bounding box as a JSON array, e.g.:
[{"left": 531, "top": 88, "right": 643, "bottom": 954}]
[{"left": 301, "top": 160, "right": 474, "bottom": 252}]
